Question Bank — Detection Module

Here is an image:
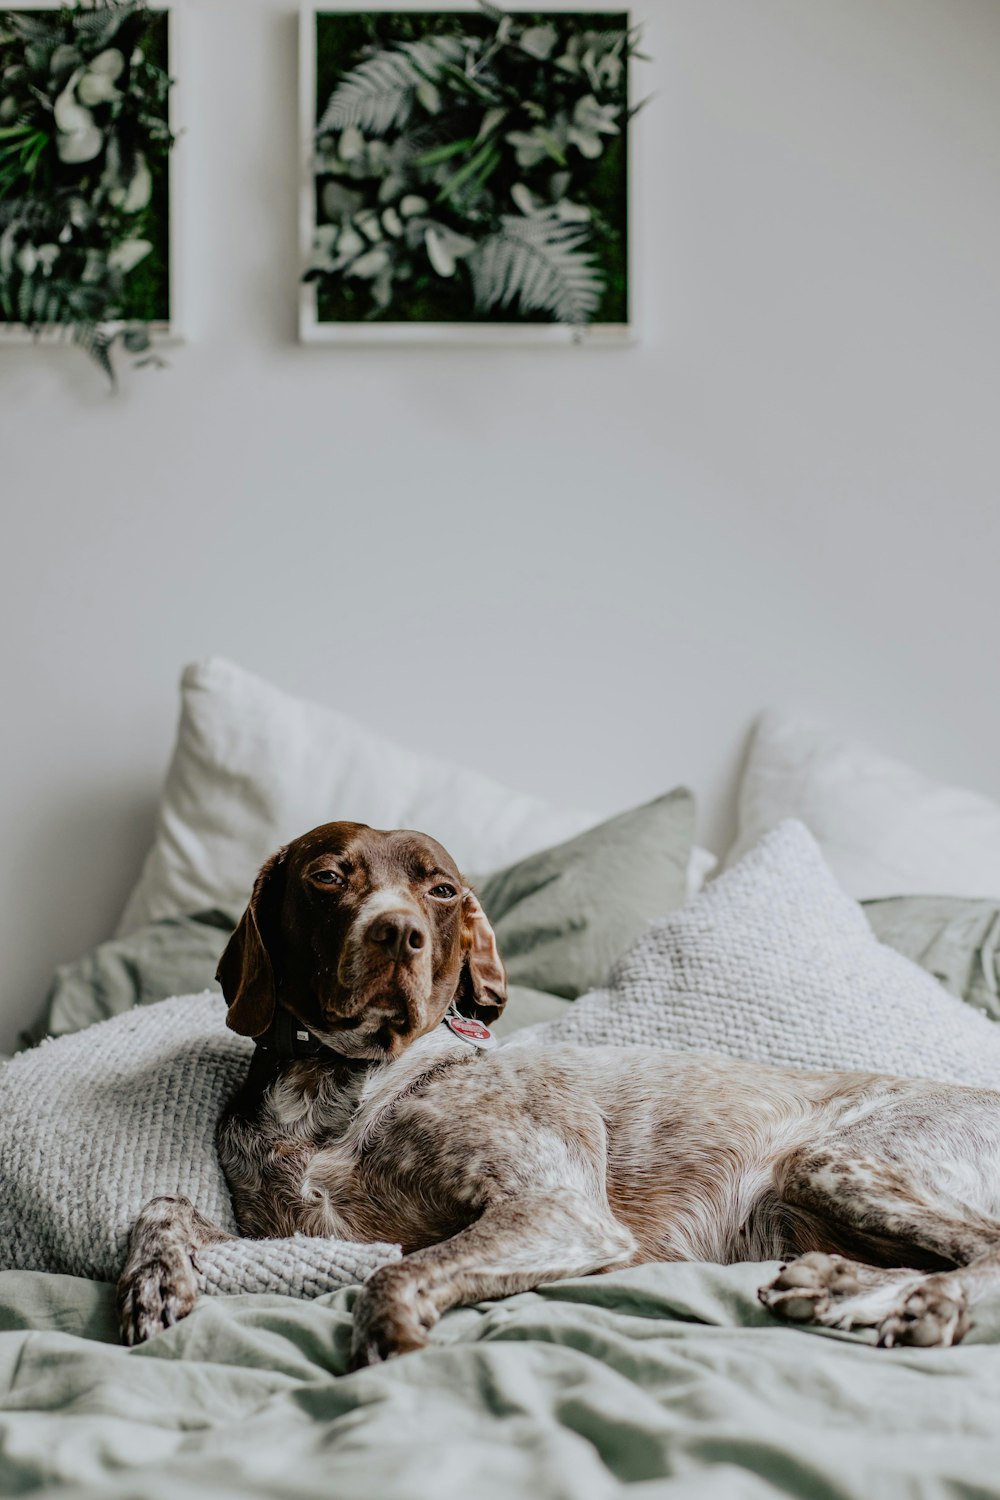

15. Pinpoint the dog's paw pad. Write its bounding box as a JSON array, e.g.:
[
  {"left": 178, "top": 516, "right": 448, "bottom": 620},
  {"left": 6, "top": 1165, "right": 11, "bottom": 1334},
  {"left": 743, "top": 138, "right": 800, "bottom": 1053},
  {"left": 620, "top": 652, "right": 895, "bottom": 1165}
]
[
  {"left": 760, "top": 1263, "right": 829, "bottom": 1321},
  {"left": 348, "top": 1267, "right": 436, "bottom": 1371},
  {"left": 878, "top": 1284, "right": 970, "bottom": 1349}
]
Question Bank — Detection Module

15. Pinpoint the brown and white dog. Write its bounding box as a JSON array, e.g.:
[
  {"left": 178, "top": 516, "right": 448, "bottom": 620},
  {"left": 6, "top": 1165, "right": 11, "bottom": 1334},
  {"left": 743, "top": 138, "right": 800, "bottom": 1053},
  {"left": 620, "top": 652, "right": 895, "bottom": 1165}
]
[{"left": 119, "top": 821, "right": 1000, "bottom": 1366}]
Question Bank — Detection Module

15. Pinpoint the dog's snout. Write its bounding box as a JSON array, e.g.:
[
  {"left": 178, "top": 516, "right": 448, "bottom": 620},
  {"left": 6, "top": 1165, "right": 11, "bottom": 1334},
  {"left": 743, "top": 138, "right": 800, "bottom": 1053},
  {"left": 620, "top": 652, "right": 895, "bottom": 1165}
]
[{"left": 367, "top": 912, "right": 426, "bottom": 961}]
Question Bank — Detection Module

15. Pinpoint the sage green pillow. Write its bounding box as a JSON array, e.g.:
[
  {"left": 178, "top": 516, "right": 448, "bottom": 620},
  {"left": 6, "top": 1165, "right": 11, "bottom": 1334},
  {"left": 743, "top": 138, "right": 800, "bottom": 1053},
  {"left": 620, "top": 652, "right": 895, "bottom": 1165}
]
[
  {"left": 864, "top": 896, "right": 1000, "bottom": 1022},
  {"left": 21, "top": 910, "right": 234, "bottom": 1050},
  {"left": 490, "top": 986, "right": 573, "bottom": 1038},
  {"left": 476, "top": 788, "right": 696, "bottom": 999}
]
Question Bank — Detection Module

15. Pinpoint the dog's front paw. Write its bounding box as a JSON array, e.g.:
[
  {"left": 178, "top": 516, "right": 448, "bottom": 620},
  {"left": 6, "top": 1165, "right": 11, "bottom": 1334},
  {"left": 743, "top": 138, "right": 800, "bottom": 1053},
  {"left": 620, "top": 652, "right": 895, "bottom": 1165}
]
[
  {"left": 349, "top": 1265, "right": 437, "bottom": 1371},
  {"left": 118, "top": 1249, "right": 200, "bottom": 1346},
  {"left": 758, "top": 1252, "right": 849, "bottom": 1323}
]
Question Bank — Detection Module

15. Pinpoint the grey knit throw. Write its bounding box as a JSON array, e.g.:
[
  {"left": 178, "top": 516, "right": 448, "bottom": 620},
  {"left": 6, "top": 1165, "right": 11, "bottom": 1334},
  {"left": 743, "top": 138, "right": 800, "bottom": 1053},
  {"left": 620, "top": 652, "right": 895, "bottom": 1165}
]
[{"left": 0, "top": 992, "right": 400, "bottom": 1296}]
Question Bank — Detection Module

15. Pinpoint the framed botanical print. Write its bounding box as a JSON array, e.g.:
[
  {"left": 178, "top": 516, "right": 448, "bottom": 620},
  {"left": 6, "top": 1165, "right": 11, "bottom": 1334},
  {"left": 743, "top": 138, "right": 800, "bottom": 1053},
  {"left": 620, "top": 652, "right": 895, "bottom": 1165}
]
[
  {"left": 300, "top": 2, "right": 639, "bottom": 344},
  {"left": 0, "top": 0, "right": 180, "bottom": 379}
]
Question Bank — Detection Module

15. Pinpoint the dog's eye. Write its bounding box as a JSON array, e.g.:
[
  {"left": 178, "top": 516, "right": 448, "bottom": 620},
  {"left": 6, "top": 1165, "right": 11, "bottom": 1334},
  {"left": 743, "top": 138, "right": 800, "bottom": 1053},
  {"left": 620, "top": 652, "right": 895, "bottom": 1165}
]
[
  {"left": 429, "top": 883, "right": 457, "bottom": 900},
  {"left": 313, "top": 870, "right": 345, "bottom": 887}
]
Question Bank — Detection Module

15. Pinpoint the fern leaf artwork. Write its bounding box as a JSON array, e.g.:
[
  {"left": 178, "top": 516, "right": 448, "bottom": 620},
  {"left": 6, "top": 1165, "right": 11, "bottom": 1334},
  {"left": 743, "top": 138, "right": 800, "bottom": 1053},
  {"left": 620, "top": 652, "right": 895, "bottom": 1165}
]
[
  {"left": 470, "top": 209, "right": 604, "bottom": 325},
  {"left": 318, "top": 36, "right": 468, "bottom": 136},
  {"left": 304, "top": 6, "right": 643, "bottom": 339},
  {"left": 0, "top": 0, "right": 174, "bottom": 385}
]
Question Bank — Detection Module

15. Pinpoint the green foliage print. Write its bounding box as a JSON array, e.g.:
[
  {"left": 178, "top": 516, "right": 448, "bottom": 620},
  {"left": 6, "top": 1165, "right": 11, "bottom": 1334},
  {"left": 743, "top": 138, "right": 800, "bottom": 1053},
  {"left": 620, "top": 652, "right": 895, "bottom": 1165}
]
[
  {"left": 307, "top": 6, "right": 641, "bottom": 326},
  {"left": 0, "top": 0, "right": 173, "bottom": 382}
]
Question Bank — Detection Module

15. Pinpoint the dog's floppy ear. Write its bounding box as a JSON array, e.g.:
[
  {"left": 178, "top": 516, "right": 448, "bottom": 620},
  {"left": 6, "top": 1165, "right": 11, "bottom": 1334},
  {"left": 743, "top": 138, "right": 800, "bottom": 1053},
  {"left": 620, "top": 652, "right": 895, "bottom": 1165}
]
[
  {"left": 454, "top": 890, "right": 507, "bottom": 1024},
  {"left": 216, "top": 848, "right": 288, "bottom": 1038}
]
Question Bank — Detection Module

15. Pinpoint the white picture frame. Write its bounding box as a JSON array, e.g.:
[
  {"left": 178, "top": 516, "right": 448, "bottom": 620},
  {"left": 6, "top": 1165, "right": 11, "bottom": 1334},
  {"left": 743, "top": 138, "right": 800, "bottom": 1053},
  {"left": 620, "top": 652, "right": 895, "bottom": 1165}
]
[
  {"left": 299, "top": 1, "right": 637, "bottom": 346},
  {"left": 0, "top": 2, "right": 184, "bottom": 348}
]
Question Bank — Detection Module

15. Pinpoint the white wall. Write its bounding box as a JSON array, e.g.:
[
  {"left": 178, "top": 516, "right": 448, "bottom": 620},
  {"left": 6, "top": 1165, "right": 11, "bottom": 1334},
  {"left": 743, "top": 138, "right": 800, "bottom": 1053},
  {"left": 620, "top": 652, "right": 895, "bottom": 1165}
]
[{"left": 2, "top": 0, "right": 999, "bottom": 1051}]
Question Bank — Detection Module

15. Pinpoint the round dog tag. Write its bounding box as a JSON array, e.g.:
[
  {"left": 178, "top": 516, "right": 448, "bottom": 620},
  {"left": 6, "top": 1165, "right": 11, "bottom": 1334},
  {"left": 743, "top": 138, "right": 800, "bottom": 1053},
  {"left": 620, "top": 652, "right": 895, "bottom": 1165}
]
[{"left": 444, "top": 1014, "right": 497, "bottom": 1049}]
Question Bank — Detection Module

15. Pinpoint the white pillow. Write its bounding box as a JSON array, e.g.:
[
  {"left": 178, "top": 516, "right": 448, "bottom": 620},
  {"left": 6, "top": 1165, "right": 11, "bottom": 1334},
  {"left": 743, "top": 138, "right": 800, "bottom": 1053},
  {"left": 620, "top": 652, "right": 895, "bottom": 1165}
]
[
  {"left": 726, "top": 708, "right": 1000, "bottom": 900},
  {"left": 118, "top": 658, "right": 600, "bottom": 934},
  {"left": 518, "top": 820, "right": 1000, "bottom": 1087},
  {"left": 686, "top": 844, "right": 718, "bottom": 897}
]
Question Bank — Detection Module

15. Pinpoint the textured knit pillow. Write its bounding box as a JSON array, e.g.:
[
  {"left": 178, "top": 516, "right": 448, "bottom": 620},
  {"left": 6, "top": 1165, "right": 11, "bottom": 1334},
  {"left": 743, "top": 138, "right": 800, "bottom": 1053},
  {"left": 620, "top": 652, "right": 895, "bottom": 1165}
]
[
  {"left": 0, "top": 993, "right": 400, "bottom": 1293},
  {"left": 520, "top": 821, "right": 1000, "bottom": 1086}
]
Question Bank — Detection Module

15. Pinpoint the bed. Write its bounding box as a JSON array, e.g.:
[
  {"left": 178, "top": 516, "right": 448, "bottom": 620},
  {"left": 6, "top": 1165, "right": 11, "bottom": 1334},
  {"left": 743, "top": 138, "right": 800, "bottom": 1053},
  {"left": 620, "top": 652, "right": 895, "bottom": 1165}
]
[
  {"left": 5, "top": 660, "right": 1000, "bottom": 1499},
  {"left": 3, "top": 1259, "right": 1000, "bottom": 1498}
]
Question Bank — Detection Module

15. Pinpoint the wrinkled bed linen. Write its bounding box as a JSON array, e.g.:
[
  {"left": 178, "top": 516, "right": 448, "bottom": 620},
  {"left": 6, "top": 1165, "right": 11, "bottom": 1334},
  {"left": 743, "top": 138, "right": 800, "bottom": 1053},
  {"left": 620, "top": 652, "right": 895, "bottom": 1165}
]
[{"left": 1, "top": 1260, "right": 999, "bottom": 1499}]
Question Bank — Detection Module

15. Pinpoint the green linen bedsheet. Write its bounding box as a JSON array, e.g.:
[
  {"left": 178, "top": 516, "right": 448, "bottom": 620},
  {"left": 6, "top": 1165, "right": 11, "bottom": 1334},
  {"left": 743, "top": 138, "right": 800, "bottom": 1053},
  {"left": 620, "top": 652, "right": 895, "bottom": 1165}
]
[{"left": 2, "top": 1259, "right": 1000, "bottom": 1499}]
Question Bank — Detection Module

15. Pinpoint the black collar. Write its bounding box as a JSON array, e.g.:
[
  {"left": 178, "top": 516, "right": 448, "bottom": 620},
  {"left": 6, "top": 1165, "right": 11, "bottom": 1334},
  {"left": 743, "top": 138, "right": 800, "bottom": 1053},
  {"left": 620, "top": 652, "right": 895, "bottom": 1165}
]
[
  {"left": 254, "top": 1007, "right": 345, "bottom": 1063},
  {"left": 249, "top": 1004, "right": 490, "bottom": 1088}
]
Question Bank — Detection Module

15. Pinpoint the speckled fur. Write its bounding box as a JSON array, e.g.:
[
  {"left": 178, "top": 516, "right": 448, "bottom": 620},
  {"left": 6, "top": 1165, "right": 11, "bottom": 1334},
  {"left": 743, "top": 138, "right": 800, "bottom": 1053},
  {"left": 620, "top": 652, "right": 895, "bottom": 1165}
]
[
  {"left": 118, "top": 1194, "right": 231, "bottom": 1345},
  {"left": 118, "top": 823, "right": 1000, "bottom": 1362}
]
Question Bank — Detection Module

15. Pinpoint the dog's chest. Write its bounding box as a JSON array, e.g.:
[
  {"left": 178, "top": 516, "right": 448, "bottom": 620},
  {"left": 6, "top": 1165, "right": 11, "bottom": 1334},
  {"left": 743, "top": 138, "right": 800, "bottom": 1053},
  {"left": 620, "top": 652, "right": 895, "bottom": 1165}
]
[
  {"left": 266, "top": 1065, "right": 361, "bottom": 1143},
  {"left": 265, "top": 1030, "right": 466, "bottom": 1146},
  {"left": 227, "top": 1034, "right": 483, "bottom": 1243}
]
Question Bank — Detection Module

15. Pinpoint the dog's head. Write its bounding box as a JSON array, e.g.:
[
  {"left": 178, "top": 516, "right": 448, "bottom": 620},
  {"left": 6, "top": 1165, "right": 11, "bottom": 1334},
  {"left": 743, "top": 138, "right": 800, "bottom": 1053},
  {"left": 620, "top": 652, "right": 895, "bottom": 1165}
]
[{"left": 215, "top": 822, "right": 506, "bottom": 1059}]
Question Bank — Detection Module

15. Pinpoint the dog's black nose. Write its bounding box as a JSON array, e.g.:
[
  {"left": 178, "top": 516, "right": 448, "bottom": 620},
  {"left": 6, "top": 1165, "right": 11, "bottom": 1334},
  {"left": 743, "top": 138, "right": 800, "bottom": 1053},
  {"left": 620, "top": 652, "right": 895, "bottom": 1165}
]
[{"left": 367, "top": 913, "right": 426, "bottom": 961}]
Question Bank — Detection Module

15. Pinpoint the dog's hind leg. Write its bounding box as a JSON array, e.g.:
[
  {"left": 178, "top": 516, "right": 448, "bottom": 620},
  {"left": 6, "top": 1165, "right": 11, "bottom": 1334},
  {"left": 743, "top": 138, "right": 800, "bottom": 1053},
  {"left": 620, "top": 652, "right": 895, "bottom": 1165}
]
[
  {"left": 760, "top": 1127, "right": 1000, "bottom": 1347},
  {"left": 118, "top": 1194, "right": 232, "bottom": 1346},
  {"left": 760, "top": 1253, "right": 932, "bottom": 1335}
]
